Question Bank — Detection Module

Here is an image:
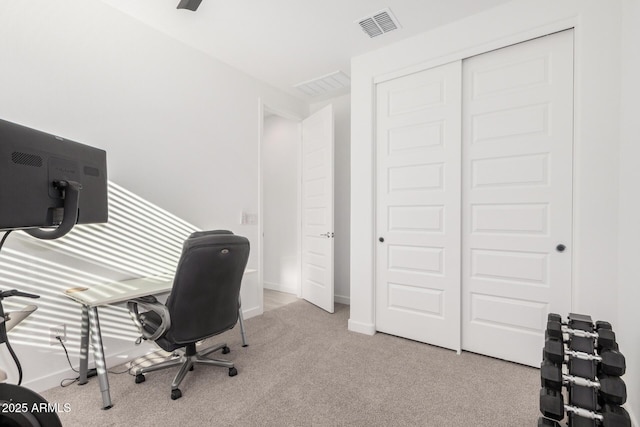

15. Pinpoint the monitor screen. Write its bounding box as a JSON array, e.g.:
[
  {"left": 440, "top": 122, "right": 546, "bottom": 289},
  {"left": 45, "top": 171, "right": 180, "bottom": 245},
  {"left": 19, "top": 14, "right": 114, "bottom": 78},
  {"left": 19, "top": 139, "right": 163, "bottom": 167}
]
[{"left": 0, "top": 118, "right": 108, "bottom": 231}]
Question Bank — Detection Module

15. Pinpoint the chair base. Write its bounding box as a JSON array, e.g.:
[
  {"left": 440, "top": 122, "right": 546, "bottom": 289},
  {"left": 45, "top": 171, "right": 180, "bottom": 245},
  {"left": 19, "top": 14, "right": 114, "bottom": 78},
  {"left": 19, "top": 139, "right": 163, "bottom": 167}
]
[{"left": 134, "top": 342, "right": 236, "bottom": 399}]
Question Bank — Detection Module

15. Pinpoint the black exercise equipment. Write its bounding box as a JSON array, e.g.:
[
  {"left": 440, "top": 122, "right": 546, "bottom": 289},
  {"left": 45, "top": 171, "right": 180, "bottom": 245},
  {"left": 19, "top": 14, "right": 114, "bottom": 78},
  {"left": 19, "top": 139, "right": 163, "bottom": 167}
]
[
  {"left": 0, "top": 289, "right": 40, "bottom": 386},
  {"left": 538, "top": 417, "right": 561, "bottom": 427},
  {"left": 539, "top": 312, "right": 629, "bottom": 427},
  {"left": 0, "top": 383, "right": 62, "bottom": 427},
  {"left": 543, "top": 339, "right": 626, "bottom": 377},
  {"left": 547, "top": 315, "right": 618, "bottom": 353},
  {"left": 540, "top": 361, "right": 627, "bottom": 405},
  {"left": 540, "top": 387, "right": 564, "bottom": 420},
  {"left": 0, "top": 287, "right": 62, "bottom": 426},
  {"left": 539, "top": 387, "right": 631, "bottom": 427}
]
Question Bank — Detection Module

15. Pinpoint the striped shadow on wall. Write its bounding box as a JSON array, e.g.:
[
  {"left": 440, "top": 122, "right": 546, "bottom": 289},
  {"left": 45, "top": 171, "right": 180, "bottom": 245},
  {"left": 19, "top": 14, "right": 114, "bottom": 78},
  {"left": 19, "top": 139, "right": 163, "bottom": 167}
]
[{"left": 0, "top": 181, "right": 200, "bottom": 357}]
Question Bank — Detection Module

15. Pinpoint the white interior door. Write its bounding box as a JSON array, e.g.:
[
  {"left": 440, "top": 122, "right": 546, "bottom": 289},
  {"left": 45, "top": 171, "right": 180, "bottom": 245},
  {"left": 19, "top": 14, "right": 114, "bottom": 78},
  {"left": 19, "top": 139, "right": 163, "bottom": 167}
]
[
  {"left": 375, "top": 61, "right": 462, "bottom": 351},
  {"left": 461, "top": 30, "right": 574, "bottom": 366},
  {"left": 301, "top": 104, "right": 334, "bottom": 313}
]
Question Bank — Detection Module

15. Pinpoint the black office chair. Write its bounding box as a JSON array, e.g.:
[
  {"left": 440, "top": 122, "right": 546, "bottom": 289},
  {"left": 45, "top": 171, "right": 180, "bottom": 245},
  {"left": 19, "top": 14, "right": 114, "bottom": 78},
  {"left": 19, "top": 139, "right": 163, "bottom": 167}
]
[{"left": 127, "top": 231, "right": 250, "bottom": 400}]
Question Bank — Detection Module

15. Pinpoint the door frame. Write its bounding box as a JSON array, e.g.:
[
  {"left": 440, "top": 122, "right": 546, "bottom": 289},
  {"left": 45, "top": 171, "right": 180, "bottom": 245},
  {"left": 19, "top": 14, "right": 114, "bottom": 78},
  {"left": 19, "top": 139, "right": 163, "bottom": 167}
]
[
  {"left": 370, "top": 27, "right": 578, "bottom": 338},
  {"left": 258, "top": 99, "right": 304, "bottom": 315}
]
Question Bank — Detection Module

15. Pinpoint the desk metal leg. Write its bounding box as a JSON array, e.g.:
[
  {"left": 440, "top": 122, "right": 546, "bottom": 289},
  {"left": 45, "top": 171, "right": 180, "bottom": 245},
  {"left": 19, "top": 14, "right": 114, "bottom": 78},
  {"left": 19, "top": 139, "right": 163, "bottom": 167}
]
[
  {"left": 238, "top": 296, "right": 248, "bottom": 347},
  {"left": 78, "top": 305, "right": 90, "bottom": 385},
  {"left": 88, "top": 307, "right": 112, "bottom": 409}
]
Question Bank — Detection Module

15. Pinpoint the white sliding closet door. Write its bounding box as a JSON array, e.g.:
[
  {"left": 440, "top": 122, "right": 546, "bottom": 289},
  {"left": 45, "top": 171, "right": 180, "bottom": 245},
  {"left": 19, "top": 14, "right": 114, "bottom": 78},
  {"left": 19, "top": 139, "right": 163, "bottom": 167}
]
[
  {"left": 375, "top": 61, "right": 462, "bottom": 351},
  {"left": 461, "top": 30, "right": 574, "bottom": 366},
  {"left": 374, "top": 31, "right": 574, "bottom": 366}
]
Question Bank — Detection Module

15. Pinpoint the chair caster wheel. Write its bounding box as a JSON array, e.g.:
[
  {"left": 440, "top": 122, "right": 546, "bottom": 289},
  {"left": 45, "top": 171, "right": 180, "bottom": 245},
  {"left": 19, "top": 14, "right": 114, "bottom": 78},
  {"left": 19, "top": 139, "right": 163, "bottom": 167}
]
[
  {"left": 135, "top": 374, "right": 145, "bottom": 384},
  {"left": 228, "top": 367, "right": 238, "bottom": 377},
  {"left": 222, "top": 346, "right": 230, "bottom": 354},
  {"left": 171, "top": 388, "right": 182, "bottom": 400},
  {"left": 189, "top": 365, "right": 194, "bottom": 371}
]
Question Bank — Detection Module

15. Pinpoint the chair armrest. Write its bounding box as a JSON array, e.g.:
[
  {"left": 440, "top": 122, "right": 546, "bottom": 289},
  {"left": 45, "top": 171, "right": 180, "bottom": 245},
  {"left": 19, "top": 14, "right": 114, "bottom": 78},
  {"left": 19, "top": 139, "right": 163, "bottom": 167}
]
[{"left": 127, "top": 296, "right": 171, "bottom": 342}]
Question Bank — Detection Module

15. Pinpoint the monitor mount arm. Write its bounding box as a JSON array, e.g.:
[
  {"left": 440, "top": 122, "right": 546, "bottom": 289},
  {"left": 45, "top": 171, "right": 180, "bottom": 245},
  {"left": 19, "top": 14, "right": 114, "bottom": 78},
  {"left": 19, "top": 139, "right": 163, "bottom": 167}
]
[{"left": 25, "top": 180, "right": 82, "bottom": 240}]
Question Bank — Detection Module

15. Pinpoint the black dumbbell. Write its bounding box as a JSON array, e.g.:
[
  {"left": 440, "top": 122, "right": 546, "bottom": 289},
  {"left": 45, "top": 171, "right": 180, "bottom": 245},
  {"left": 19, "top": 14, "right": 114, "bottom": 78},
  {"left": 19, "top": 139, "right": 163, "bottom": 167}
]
[
  {"left": 548, "top": 313, "right": 563, "bottom": 323},
  {"left": 537, "top": 417, "right": 561, "bottom": 427},
  {"left": 543, "top": 339, "right": 626, "bottom": 376},
  {"left": 600, "top": 404, "right": 632, "bottom": 427},
  {"left": 597, "top": 374, "right": 628, "bottom": 406},
  {"left": 543, "top": 338, "right": 565, "bottom": 365},
  {"left": 540, "top": 361, "right": 627, "bottom": 405},
  {"left": 599, "top": 349, "right": 626, "bottom": 377},
  {"left": 540, "top": 387, "right": 564, "bottom": 420},
  {"left": 568, "top": 312, "right": 593, "bottom": 331},
  {"left": 540, "top": 387, "right": 631, "bottom": 427},
  {"left": 596, "top": 320, "right": 612, "bottom": 330},
  {"left": 593, "top": 321, "right": 620, "bottom": 352},
  {"left": 597, "top": 329, "right": 618, "bottom": 352},
  {"left": 548, "top": 314, "right": 612, "bottom": 331},
  {"left": 547, "top": 317, "right": 617, "bottom": 351}
]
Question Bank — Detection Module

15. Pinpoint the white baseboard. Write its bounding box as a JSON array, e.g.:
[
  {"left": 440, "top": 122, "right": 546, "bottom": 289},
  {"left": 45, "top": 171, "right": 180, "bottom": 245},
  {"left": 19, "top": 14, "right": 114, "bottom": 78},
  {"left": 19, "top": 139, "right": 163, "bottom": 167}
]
[
  {"left": 625, "top": 404, "right": 638, "bottom": 427},
  {"left": 264, "top": 281, "right": 349, "bottom": 306},
  {"left": 24, "top": 342, "right": 156, "bottom": 394},
  {"left": 335, "top": 294, "right": 350, "bottom": 305},
  {"left": 263, "top": 281, "right": 297, "bottom": 295},
  {"left": 348, "top": 318, "right": 376, "bottom": 335},
  {"left": 242, "top": 304, "right": 262, "bottom": 320}
]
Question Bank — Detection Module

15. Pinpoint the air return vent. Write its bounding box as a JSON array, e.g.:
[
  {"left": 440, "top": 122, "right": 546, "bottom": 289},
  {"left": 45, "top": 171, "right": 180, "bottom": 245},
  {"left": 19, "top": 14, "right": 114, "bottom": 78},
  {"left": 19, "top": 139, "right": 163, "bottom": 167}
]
[
  {"left": 356, "top": 8, "right": 401, "bottom": 38},
  {"left": 294, "top": 71, "right": 350, "bottom": 97}
]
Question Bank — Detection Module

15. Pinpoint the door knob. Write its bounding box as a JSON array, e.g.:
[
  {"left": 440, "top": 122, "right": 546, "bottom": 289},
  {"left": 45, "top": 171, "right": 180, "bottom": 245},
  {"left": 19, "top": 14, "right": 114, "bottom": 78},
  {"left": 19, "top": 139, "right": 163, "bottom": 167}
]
[
  {"left": 379, "top": 237, "right": 384, "bottom": 243},
  {"left": 556, "top": 244, "right": 566, "bottom": 253}
]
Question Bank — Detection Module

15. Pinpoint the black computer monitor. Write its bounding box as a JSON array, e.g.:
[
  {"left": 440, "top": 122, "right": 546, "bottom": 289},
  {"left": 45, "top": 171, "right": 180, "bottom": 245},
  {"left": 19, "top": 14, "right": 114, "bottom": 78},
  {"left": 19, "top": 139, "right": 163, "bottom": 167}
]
[{"left": 0, "top": 118, "right": 108, "bottom": 234}]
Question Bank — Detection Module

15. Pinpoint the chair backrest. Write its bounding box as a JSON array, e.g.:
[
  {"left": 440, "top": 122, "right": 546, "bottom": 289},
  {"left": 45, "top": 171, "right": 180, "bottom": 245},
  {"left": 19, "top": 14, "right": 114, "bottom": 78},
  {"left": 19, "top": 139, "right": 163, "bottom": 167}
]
[{"left": 164, "top": 231, "right": 250, "bottom": 345}]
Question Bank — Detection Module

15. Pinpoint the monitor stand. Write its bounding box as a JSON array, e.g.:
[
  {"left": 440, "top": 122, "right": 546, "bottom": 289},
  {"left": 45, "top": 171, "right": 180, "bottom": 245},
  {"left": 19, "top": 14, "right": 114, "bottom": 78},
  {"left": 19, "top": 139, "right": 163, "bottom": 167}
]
[{"left": 25, "top": 180, "right": 82, "bottom": 240}]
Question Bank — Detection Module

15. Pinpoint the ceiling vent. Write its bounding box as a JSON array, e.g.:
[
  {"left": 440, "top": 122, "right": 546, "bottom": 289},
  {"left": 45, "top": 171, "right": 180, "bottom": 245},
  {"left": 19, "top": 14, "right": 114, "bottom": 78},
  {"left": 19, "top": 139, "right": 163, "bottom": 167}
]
[
  {"left": 294, "top": 71, "right": 351, "bottom": 97},
  {"left": 356, "top": 8, "right": 401, "bottom": 38}
]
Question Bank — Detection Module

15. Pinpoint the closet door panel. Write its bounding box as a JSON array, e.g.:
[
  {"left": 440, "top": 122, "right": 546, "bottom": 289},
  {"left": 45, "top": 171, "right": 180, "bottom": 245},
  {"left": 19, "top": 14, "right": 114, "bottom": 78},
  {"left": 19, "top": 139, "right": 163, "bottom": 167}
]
[
  {"left": 375, "top": 61, "right": 462, "bottom": 351},
  {"left": 461, "top": 30, "right": 574, "bottom": 367}
]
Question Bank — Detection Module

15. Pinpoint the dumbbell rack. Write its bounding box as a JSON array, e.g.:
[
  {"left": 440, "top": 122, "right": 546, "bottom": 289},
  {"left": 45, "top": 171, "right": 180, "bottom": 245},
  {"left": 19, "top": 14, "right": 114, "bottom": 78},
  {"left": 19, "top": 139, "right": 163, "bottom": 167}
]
[{"left": 538, "top": 313, "right": 630, "bottom": 427}]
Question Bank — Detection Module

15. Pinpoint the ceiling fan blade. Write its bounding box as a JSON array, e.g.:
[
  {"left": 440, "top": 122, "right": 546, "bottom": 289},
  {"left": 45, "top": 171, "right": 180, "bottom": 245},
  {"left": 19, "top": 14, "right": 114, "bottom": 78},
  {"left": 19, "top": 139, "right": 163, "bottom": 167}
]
[{"left": 177, "top": 0, "right": 203, "bottom": 12}]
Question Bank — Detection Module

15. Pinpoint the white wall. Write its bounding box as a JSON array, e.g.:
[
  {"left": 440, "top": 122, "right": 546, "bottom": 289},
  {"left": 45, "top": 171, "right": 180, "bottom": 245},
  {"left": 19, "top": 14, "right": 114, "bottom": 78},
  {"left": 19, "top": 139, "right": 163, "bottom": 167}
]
[
  {"left": 262, "top": 115, "right": 300, "bottom": 294},
  {"left": 310, "top": 94, "right": 351, "bottom": 304},
  {"left": 618, "top": 0, "right": 640, "bottom": 423},
  {"left": 0, "top": 0, "right": 305, "bottom": 392},
  {"left": 350, "top": 0, "right": 635, "bottom": 421}
]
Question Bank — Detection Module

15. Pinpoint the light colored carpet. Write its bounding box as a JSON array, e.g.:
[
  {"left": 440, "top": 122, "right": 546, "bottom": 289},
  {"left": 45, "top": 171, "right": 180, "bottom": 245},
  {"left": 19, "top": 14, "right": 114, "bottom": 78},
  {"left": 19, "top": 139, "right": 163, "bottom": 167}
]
[
  {"left": 263, "top": 289, "right": 298, "bottom": 312},
  {"left": 41, "top": 301, "right": 540, "bottom": 426}
]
